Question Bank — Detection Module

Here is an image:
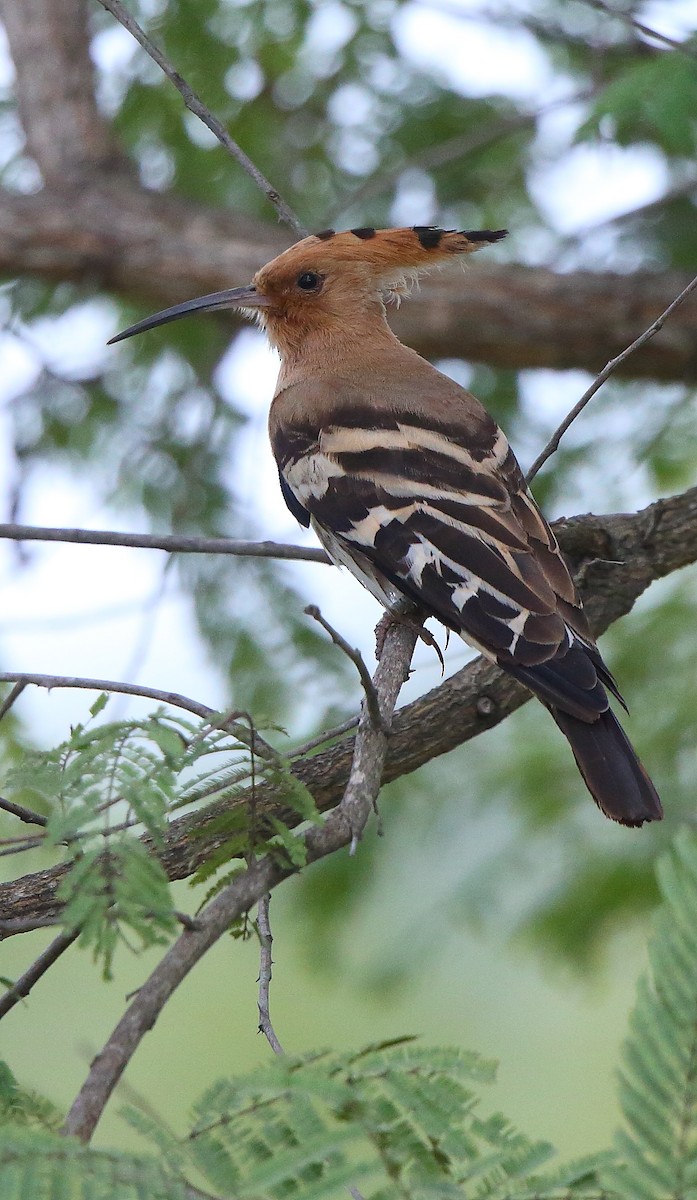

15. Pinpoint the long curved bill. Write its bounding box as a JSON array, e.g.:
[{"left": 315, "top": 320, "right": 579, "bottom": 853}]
[{"left": 108, "top": 284, "right": 271, "bottom": 345}]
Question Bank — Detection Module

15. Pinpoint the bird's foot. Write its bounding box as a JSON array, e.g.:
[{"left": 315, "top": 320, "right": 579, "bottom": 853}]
[{"left": 374, "top": 606, "right": 445, "bottom": 675}]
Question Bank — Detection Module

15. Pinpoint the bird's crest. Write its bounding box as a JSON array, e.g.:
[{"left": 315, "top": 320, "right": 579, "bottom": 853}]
[{"left": 261, "top": 226, "right": 507, "bottom": 293}]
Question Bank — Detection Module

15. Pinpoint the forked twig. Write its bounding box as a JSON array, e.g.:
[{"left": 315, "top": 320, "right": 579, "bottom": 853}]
[{"left": 305, "top": 606, "right": 388, "bottom": 733}]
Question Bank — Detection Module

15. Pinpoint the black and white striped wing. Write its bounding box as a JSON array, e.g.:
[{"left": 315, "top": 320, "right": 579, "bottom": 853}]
[{"left": 272, "top": 412, "right": 620, "bottom": 723}]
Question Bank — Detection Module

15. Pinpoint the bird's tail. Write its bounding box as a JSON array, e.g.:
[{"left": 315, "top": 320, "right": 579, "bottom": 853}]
[{"left": 551, "top": 706, "right": 663, "bottom": 827}]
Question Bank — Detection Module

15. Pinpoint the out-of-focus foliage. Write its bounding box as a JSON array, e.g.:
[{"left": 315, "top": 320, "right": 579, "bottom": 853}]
[
  {"left": 602, "top": 827, "right": 697, "bottom": 1197},
  {"left": 1, "top": 0, "right": 696, "bottom": 964},
  {"left": 0, "top": 1041, "right": 611, "bottom": 1197}
]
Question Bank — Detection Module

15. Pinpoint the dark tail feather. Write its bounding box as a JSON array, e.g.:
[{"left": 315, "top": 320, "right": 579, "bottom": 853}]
[{"left": 551, "top": 707, "right": 663, "bottom": 827}]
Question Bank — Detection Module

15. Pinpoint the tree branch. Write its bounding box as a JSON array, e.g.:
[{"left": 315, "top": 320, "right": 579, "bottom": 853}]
[
  {"left": 0, "top": 0, "right": 121, "bottom": 181},
  {"left": 95, "top": 0, "right": 306, "bottom": 236},
  {"left": 304, "top": 605, "right": 388, "bottom": 734},
  {"left": 526, "top": 271, "right": 697, "bottom": 481},
  {"left": 0, "top": 929, "right": 78, "bottom": 1019},
  {"left": 0, "top": 673, "right": 278, "bottom": 760},
  {"left": 2, "top": 485, "right": 697, "bottom": 933},
  {"left": 256, "top": 894, "right": 284, "bottom": 1055},
  {"left": 0, "top": 523, "right": 329, "bottom": 564}
]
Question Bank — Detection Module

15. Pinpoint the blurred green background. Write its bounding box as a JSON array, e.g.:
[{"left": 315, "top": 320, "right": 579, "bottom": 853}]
[{"left": 1, "top": 0, "right": 696, "bottom": 1162}]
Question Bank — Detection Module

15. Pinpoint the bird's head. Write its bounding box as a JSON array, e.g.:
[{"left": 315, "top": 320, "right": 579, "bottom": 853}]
[{"left": 109, "top": 226, "right": 507, "bottom": 358}]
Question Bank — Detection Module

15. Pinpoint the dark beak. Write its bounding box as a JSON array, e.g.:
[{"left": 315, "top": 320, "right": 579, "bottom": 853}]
[{"left": 107, "top": 284, "right": 271, "bottom": 345}]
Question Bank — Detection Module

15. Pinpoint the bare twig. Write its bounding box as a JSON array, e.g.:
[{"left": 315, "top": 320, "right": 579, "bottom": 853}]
[
  {"left": 0, "top": 929, "right": 79, "bottom": 1020},
  {"left": 581, "top": 0, "right": 697, "bottom": 57},
  {"left": 0, "top": 681, "right": 26, "bottom": 722},
  {"left": 0, "top": 837, "right": 45, "bottom": 858},
  {"left": 256, "top": 894, "right": 284, "bottom": 1054},
  {"left": 62, "top": 617, "right": 417, "bottom": 1142},
  {"left": 0, "top": 915, "right": 67, "bottom": 937},
  {"left": 305, "top": 606, "right": 388, "bottom": 734},
  {"left": 95, "top": 0, "right": 306, "bottom": 236},
  {"left": 0, "top": 796, "right": 48, "bottom": 828},
  {"left": 289, "top": 715, "right": 359, "bottom": 759},
  {"left": 173, "top": 911, "right": 202, "bottom": 932},
  {"left": 0, "top": 672, "right": 277, "bottom": 761},
  {"left": 526, "top": 272, "right": 697, "bottom": 482},
  {"left": 0, "top": 523, "right": 329, "bottom": 564}
]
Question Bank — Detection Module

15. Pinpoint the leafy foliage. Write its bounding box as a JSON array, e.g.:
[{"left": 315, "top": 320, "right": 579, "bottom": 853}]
[
  {"left": 1, "top": 698, "right": 317, "bottom": 976},
  {"left": 602, "top": 828, "right": 697, "bottom": 1198},
  {"left": 0, "top": 1123, "right": 187, "bottom": 1200},
  {"left": 122, "top": 1039, "right": 607, "bottom": 1199},
  {"left": 6, "top": 829, "right": 697, "bottom": 1195}
]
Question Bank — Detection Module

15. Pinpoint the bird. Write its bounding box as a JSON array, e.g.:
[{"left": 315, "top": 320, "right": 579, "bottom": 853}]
[{"left": 109, "top": 224, "right": 662, "bottom": 826}]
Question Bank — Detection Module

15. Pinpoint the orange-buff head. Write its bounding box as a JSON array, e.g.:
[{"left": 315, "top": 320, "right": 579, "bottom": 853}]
[{"left": 109, "top": 226, "right": 507, "bottom": 357}]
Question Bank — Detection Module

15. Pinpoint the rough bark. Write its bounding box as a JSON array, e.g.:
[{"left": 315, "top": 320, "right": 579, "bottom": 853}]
[{"left": 2, "top": 484, "right": 695, "bottom": 933}]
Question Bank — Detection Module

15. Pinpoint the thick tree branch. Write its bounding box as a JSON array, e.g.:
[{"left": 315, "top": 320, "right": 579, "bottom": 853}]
[
  {"left": 2, "top": 485, "right": 696, "bottom": 932},
  {"left": 0, "top": 0, "right": 121, "bottom": 181}
]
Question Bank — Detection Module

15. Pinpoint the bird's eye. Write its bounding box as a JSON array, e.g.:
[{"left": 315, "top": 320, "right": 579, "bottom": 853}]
[{"left": 296, "top": 271, "right": 322, "bottom": 292}]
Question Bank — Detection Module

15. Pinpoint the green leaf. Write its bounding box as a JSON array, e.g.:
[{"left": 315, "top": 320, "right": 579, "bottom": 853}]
[
  {"left": 0, "top": 1124, "right": 187, "bottom": 1199},
  {"left": 602, "top": 827, "right": 697, "bottom": 1198}
]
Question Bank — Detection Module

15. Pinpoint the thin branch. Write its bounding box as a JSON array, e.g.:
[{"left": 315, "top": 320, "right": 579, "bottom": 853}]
[
  {"left": 62, "top": 617, "right": 417, "bottom": 1142},
  {"left": 305, "top": 606, "right": 388, "bottom": 734},
  {"left": 0, "top": 523, "right": 330, "bottom": 564},
  {"left": 0, "top": 797, "right": 48, "bottom": 828},
  {"left": 95, "top": 0, "right": 307, "bottom": 236},
  {"left": 0, "top": 916, "right": 66, "bottom": 937},
  {"left": 173, "top": 911, "right": 202, "bottom": 932},
  {"left": 0, "top": 673, "right": 278, "bottom": 761},
  {"left": 581, "top": 0, "right": 697, "bottom": 57},
  {"left": 289, "top": 715, "right": 359, "bottom": 760},
  {"left": 0, "top": 681, "right": 26, "bottom": 722},
  {"left": 526, "top": 272, "right": 697, "bottom": 482},
  {"left": 256, "top": 894, "right": 284, "bottom": 1054},
  {"left": 0, "top": 929, "right": 79, "bottom": 1020},
  {"left": 0, "top": 837, "right": 45, "bottom": 858}
]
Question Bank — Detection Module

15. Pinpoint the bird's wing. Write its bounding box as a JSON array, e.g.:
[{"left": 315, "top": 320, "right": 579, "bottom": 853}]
[{"left": 271, "top": 396, "right": 621, "bottom": 721}]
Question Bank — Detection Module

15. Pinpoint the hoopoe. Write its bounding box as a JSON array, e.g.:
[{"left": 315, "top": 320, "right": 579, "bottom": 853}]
[{"left": 110, "top": 225, "right": 662, "bottom": 826}]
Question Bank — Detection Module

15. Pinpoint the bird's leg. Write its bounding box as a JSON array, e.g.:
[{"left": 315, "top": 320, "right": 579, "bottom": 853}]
[{"left": 374, "top": 601, "right": 443, "bottom": 674}]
